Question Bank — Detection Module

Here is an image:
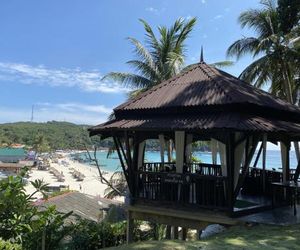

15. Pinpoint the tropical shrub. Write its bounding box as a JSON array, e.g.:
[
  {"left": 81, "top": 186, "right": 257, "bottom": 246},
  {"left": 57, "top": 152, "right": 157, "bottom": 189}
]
[
  {"left": 0, "top": 239, "right": 21, "bottom": 250},
  {"left": 0, "top": 172, "right": 72, "bottom": 249}
]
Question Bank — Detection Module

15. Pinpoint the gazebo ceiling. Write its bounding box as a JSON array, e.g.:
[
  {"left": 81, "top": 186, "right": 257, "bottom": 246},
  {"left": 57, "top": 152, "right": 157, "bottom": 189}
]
[{"left": 89, "top": 61, "right": 300, "bottom": 138}]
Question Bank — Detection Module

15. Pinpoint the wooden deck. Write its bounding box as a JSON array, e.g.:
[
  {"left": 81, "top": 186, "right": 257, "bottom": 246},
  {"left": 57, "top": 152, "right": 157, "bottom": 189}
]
[
  {"left": 128, "top": 201, "right": 300, "bottom": 228},
  {"left": 127, "top": 204, "right": 242, "bottom": 230}
]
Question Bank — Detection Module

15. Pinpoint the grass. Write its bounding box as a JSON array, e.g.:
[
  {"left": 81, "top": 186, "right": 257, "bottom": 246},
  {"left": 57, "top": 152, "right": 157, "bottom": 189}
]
[{"left": 107, "top": 224, "right": 300, "bottom": 250}]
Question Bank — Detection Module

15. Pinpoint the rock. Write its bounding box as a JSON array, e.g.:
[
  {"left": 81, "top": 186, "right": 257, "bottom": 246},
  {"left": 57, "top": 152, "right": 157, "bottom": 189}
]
[{"left": 200, "top": 224, "right": 226, "bottom": 239}]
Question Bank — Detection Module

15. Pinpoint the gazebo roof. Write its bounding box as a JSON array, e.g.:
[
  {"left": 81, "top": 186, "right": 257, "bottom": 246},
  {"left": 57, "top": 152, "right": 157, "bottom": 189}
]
[
  {"left": 89, "top": 62, "right": 300, "bottom": 138},
  {"left": 115, "top": 62, "right": 299, "bottom": 115}
]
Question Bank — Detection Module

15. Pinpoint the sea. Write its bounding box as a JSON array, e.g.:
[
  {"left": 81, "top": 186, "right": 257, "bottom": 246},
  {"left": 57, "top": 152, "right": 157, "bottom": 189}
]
[{"left": 74, "top": 150, "right": 298, "bottom": 172}]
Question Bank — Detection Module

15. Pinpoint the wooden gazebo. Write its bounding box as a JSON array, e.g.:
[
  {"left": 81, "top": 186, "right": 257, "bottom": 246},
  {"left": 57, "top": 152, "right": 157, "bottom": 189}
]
[{"left": 89, "top": 60, "right": 300, "bottom": 240}]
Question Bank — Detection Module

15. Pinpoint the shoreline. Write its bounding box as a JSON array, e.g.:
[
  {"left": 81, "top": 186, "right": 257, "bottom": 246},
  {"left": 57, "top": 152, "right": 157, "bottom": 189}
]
[{"left": 25, "top": 152, "right": 115, "bottom": 200}]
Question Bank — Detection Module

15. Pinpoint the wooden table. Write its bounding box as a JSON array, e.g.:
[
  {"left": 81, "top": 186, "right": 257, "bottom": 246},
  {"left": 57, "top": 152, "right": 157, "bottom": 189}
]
[{"left": 271, "top": 181, "right": 299, "bottom": 216}]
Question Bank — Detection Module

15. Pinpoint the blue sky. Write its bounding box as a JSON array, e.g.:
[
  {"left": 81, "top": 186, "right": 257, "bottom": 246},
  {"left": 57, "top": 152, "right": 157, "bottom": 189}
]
[{"left": 0, "top": 0, "right": 260, "bottom": 125}]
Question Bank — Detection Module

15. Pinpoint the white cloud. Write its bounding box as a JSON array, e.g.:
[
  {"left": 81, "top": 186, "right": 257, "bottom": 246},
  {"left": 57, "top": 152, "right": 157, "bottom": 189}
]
[
  {"left": 145, "top": 7, "right": 159, "bottom": 13},
  {"left": 37, "top": 102, "right": 112, "bottom": 115},
  {"left": 0, "top": 62, "right": 128, "bottom": 94},
  {"left": 213, "top": 15, "right": 223, "bottom": 20},
  {"left": 0, "top": 102, "right": 113, "bottom": 125},
  {"left": 201, "top": 0, "right": 206, "bottom": 4}
]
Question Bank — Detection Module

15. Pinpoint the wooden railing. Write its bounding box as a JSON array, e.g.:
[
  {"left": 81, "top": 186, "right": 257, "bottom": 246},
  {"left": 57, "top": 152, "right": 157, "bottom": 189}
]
[
  {"left": 242, "top": 167, "right": 295, "bottom": 196},
  {"left": 137, "top": 163, "right": 295, "bottom": 208},
  {"left": 141, "top": 162, "right": 222, "bottom": 175},
  {"left": 134, "top": 171, "right": 228, "bottom": 209}
]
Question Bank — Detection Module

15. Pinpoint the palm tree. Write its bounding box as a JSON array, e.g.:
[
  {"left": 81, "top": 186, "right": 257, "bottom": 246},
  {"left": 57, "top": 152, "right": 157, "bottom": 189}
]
[
  {"left": 227, "top": 0, "right": 300, "bottom": 102},
  {"left": 33, "top": 134, "right": 50, "bottom": 154},
  {"left": 104, "top": 17, "right": 197, "bottom": 165},
  {"left": 227, "top": 0, "right": 300, "bottom": 158},
  {"left": 104, "top": 18, "right": 197, "bottom": 97},
  {"left": 104, "top": 171, "right": 127, "bottom": 199}
]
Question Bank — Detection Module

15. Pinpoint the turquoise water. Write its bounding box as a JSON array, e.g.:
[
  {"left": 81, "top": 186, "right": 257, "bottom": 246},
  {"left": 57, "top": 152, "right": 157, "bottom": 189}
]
[{"left": 75, "top": 150, "right": 298, "bottom": 172}]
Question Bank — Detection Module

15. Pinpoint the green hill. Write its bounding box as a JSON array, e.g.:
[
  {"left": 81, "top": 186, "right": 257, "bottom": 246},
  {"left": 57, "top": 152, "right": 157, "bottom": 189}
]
[{"left": 0, "top": 121, "right": 111, "bottom": 150}]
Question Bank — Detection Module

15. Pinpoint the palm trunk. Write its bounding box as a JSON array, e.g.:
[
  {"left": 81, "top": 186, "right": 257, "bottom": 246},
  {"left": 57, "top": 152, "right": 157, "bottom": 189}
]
[{"left": 282, "top": 60, "right": 300, "bottom": 161}]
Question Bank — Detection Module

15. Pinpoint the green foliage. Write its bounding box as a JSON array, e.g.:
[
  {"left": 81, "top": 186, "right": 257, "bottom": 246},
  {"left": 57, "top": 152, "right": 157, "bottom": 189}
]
[
  {"left": 22, "top": 206, "right": 73, "bottom": 250},
  {"left": 103, "top": 18, "right": 197, "bottom": 97},
  {"left": 66, "top": 219, "right": 127, "bottom": 249},
  {"left": 227, "top": 0, "right": 300, "bottom": 104},
  {"left": 191, "top": 155, "right": 202, "bottom": 163},
  {"left": 0, "top": 239, "right": 21, "bottom": 250},
  {"left": 104, "top": 172, "right": 127, "bottom": 199},
  {"left": 0, "top": 175, "right": 38, "bottom": 241},
  {"left": 104, "top": 205, "right": 126, "bottom": 223},
  {"left": 33, "top": 134, "right": 50, "bottom": 153},
  {"left": 0, "top": 121, "right": 112, "bottom": 150},
  {"left": 0, "top": 173, "right": 72, "bottom": 249}
]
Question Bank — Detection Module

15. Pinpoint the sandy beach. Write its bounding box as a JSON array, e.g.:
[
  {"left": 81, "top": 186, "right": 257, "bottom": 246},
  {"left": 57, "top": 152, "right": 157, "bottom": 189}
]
[{"left": 25, "top": 153, "right": 114, "bottom": 199}]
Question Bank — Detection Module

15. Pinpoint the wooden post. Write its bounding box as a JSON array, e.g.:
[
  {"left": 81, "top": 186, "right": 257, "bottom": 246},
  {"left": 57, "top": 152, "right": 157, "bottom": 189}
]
[
  {"left": 173, "top": 226, "right": 179, "bottom": 239},
  {"left": 226, "top": 133, "right": 235, "bottom": 214},
  {"left": 197, "top": 229, "right": 202, "bottom": 240},
  {"left": 131, "top": 137, "right": 139, "bottom": 200},
  {"left": 281, "top": 141, "right": 291, "bottom": 182},
  {"left": 181, "top": 228, "right": 187, "bottom": 241},
  {"left": 262, "top": 134, "right": 267, "bottom": 193},
  {"left": 286, "top": 142, "right": 290, "bottom": 181},
  {"left": 127, "top": 211, "right": 134, "bottom": 244},
  {"left": 165, "top": 225, "right": 171, "bottom": 239}
]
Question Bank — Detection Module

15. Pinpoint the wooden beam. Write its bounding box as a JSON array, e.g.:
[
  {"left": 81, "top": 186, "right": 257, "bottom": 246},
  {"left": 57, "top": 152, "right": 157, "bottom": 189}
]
[
  {"left": 294, "top": 159, "right": 300, "bottom": 182},
  {"left": 233, "top": 135, "right": 259, "bottom": 199},
  {"left": 117, "top": 137, "right": 130, "bottom": 168},
  {"left": 128, "top": 205, "right": 240, "bottom": 227},
  {"left": 253, "top": 142, "right": 263, "bottom": 168},
  {"left": 124, "top": 131, "right": 132, "bottom": 168},
  {"left": 113, "top": 136, "right": 128, "bottom": 179}
]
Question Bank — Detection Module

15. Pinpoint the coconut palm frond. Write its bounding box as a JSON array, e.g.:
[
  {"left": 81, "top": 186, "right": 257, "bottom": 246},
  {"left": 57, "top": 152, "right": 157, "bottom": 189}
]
[
  {"left": 227, "top": 37, "right": 260, "bottom": 59},
  {"left": 103, "top": 72, "right": 152, "bottom": 89},
  {"left": 211, "top": 60, "right": 235, "bottom": 68},
  {"left": 227, "top": 0, "right": 300, "bottom": 104},
  {"left": 104, "top": 171, "right": 127, "bottom": 199},
  {"left": 239, "top": 55, "right": 271, "bottom": 87}
]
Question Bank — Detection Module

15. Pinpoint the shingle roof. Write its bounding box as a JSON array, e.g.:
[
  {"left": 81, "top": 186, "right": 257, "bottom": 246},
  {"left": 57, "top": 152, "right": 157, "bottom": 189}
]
[
  {"left": 91, "top": 113, "right": 300, "bottom": 133},
  {"left": 115, "top": 62, "right": 300, "bottom": 114},
  {"left": 89, "top": 62, "right": 300, "bottom": 136},
  {"left": 36, "top": 192, "right": 102, "bottom": 222}
]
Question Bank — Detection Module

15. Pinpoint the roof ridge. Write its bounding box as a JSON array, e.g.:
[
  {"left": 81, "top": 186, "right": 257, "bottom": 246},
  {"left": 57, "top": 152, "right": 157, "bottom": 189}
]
[
  {"left": 115, "top": 63, "right": 201, "bottom": 111},
  {"left": 197, "top": 63, "right": 233, "bottom": 102}
]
